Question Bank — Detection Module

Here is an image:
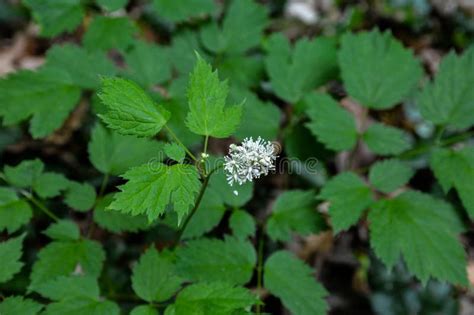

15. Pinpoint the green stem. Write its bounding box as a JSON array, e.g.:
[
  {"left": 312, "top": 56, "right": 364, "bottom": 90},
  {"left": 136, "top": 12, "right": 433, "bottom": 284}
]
[
  {"left": 22, "top": 192, "right": 60, "bottom": 222},
  {"left": 203, "top": 135, "right": 209, "bottom": 155},
  {"left": 434, "top": 125, "right": 446, "bottom": 146},
  {"left": 255, "top": 232, "right": 265, "bottom": 315},
  {"left": 165, "top": 125, "right": 197, "bottom": 162},
  {"left": 99, "top": 173, "right": 110, "bottom": 198}
]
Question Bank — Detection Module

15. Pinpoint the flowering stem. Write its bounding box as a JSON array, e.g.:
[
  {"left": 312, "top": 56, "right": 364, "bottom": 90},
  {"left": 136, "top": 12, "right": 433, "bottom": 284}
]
[
  {"left": 203, "top": 135, "right": 209, "bottom": 155},
  {"left": 164, "top": 125, "right": 197, "bottom": 162}
]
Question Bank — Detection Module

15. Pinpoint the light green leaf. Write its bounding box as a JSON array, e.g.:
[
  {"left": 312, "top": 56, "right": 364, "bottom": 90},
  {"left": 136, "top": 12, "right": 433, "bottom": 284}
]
[
  {"left": 93, "top": 194, "right": 149, "bottom": 233},
  {"left": 200, "top": 0, "right": 267, "bottom": 54},
  {"left": 431, "top": 147, "right": 474, "bottom": 218},
  {"left": 0, "top": 296, "right": 43, "bottom": 315},
  {"left": 98, "top": 77, "right": 171, "bottom": 137},
  {"left": 45, "top": 44, "right": 117, "bottom": 89},
  {"left": 30, "top": 239, "right": 105, "bottom": 292},
  {"left": 363, "top": 123, "right": 411, "bottom": 155},
  {"left": 173, "top": 282, "right": 258, "bottom": 315},
  {"left": 369, "top": 159, "right": 414, "bottom": 193},
  {"left": 64, "top": 182, "right": 96, "bottom": 212},
  {"left": 132, "top": 248, "right": 183, "bottom": 302},
  {"left": 96, "top": 0, "right": 127, "bottom": 11},
  {"left": 35, "top": 275, "right": 99, "bottom": 301},
  {"left": 267, "top": 190, "right": 325, "bottom": 241},
  {"left": 209, "top": 168, "right": 254, "bottom": 207},
  {"left": 0, "top": 68, "right": 81, "bottom": 138},
  {"left": 339, "top": 29, "right": 422, "bottom": 109},
  {"left": 229, "top": 210, "right": 256, "bottom": 240},
  {"left": 123, "top": 41, "right": 171, "bottom": 88},
  {"left": 23, "top": 0, "right": 84, "bottom": 37},
  {"left": 0, "top": 234, "right": 25, "bottom": 283},
  {"left": 152, "top": 0, "right": 216, "bottom": 22},
  {"left": 42, "top": 298, "right": 119, "bottom": 315},
  {"left": 43, "top": 220, "right": 80, "bottom": 241},
  {"left": 0, "top": 187, "right": 32, "bottom": 233},
  {"left": 83, "top": 16, "right": 137, "bottom": 51},
  {"left": 264, "top": 251, "right": 328, "bottom": 315},
  {"left": 319, "top": 172, "right": 373, "bottom": 233},
  {"left": 185, "top": 55, "right": 242, "bottom": 138},
  {"left": 33, "top": 172, "right": 70, "bottom": 199},
  {"left": 305, "top": 92, "right": 358, "bottom": 151},
  {"left": 169, "top": 31, "right": 205, "bottom": 75},
  {"left": 4, "top": 159, "right": 44, "bottom": 188},
  {"left": 164, "top": 142, "right": 186, "bottom": 163},
  {"left": 418, "top": 47, "right": 474, "bottom": 129},
  {"left": 88, "top": 123, "right": 164, "bottom": 176},
  {"left": 109, "top": 163, "right": 201, "bottom": 222},
  {"left": 218, "top": 56, "right": 264, "bottom": 88},
  {"left": 176, "top": 237, "right": 256, "bottom": 285},
  {"left": 265, "top": 34, "right": 338, "bottom": 103},
  {"left": 131, "top": 305, "right": 159, "bottom": 315},
  {"left": 368, "top": 191, "right": 468, "bottom": 285}
]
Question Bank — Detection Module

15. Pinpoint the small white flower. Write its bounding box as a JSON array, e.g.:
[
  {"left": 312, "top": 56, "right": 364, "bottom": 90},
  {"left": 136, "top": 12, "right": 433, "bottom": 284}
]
[{"left": 224, "top": 137, "right": 277, "bottom": 186}]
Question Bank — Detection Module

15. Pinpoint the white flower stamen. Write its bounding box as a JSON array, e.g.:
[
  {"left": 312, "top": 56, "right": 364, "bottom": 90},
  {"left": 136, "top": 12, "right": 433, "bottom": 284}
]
[{"left": 224, "top": 137, "right": 277, "bottom": 186}]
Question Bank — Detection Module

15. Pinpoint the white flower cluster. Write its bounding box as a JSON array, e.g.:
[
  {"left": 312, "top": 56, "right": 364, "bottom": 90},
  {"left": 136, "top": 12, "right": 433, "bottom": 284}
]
[{"left": 224, "top": 137, "right": 277, "bottom": 186}]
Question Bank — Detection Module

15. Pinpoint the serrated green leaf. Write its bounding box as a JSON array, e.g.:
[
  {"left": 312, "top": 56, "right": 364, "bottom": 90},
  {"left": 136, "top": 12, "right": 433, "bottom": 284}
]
[
  {"left": 185, "top": 55, "right": 242, "bottom": 138},
  {"left": 363, "top": 123, "right": 411, "bottom": 155},
  {"left": 218, "top": 55, "right": 264, "bottom": 88},
  {"left": 152, "top": 0, "right": 216, "bottom": 22},
  {"left": 200, "top": 0, "right": 267, "bottom": 54},
  {"left": 43, "top": 298, "right": 119, "bottom": 315},
  {"left": 319, "top": 172, "right": 373, "bottom": 233},
  {"left": 209, "top": 168, "right": 254, "bottom": 207},
  {"left": 0, "top": 68, "right": 81, "bottom": 138},
  {"left": 181, "top": 187, "right": 226, "bottom": 239},
  {"left": 64, "top": 182, "right": 96, "bottom": 212},
  {"left": 4, "top": 159, "right": 44, "bottom": 188},
  {"left": 33, "top": 172, "right": 70, "bottom": 199},
  {"left": 164, "top": 142, "right": 186, "bottom": 163},
  {"left": 83, "top": 16, "right": 137, "bottom": 51},
  {"left": 305, "top": 92, "right": 358, "bottom": 151},
  {"left": 23, "top": 0, "right": 84, "bottom": 37},
  {"left": 123, "top": 41, "right": 172, "bottom": 88},
  {"left": 176, "top": 237, "right": 256, "bottom": 285},
  {"left": 43, "top": 220, "right": 80, "bottom": 241},
  {"left": 93, "top": 194, "right": 149, "bottom": 233},
  {"left": 131, "top": 305, "right": 159, "bottom": 315},
  {"left": 0, "top": 187, "right": 32, "bottom": 233},
  {"left": 45, "top": 44, "right": 117, "bottom": 89},
  {"left": 431, "top": 147, "right": 474, "bottom": 218},
  {"left": 132, "top": 248, "right": 183, "bottom": 302},
  {"left": 264, "top": 251, "right": 328, "bottom": 315},
  {"left": 265, "top": 34, "right": 338, "bottom": 103},
  {"left": 30, "top": 239, "right": 105, "bottom": 292},
  {"left": 0, "top": 296, "right": 43, "bottom": 315},
  {"left": 369, "top": 159, "right": 414, "bottom": 193},
  {"left": 231, "top": 88, "right": 281, "bottom": 141},
  {"left": 418, "top": 47, "right": 474, "bottom": 129},
  {"left": 339, "top": 29, "right": 422, "bottom": 109},
  {"left": 88, "top": 123, "right": 164, "bottom": 176},
  {"left": 0, "top": 234, "right": 25, "bottom": 283},
  {"left": 229, "top": 210, "right": 256, "bottom": 240},
  {"left": 109, "top": 163, "right": 201, "bottom": 222},
  {"left": 97, "top": 0, "right": 127, "bottom": 11},
  {"left": 35, "top": 275, "right": 99, "bottom": 301},
  {"left": 267, "top": 190, "right": 325, "bottom": 241},
  {"left": 173, "top": 282, "right": 258, "bottom": 315},
  {"left": 169, "top": 31, "right": 205, "bottom": 75},
  {"left": 368, "top": 191, "right": 467, "bottom": 285},
  {"left": 98, "top": 77, "right": 171, "bottom": 137}
]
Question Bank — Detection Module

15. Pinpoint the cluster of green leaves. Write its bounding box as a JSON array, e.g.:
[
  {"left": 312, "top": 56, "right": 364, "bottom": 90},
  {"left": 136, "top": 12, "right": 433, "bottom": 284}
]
[{"left": 0, "top": 0, "right": 473, "bottom": 314}]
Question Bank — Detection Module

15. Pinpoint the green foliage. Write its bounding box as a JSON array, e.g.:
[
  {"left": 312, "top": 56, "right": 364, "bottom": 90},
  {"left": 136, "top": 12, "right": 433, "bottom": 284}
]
[
  {"left": 230, "top": 210, "right": 256, "bottom": 240},
  {"left": 131, "top": 305, "right": 158, "bottom": 315},
  {"left": 319, "top": 172, "right": 373, "bottom": 233},
  {"left": 209, "top": 170, "right": 254, "bottom": 207},
  {"left": 152, "top": 0, "right": 216, "bottom": 22},
  {"left": 369, "top": 159, "right": 414, "bottom": 193},
  {"left": 176, "top": 237, "right": 256, "bottom": 285},
  {"left": 109, "top": 163, "right": 201, "bottom": 222},
  {"left": 164, "top": 142, "right": 186, "bottom": 163},
  {"left": 43, "top": 220, "right": 80, "bottom": 241},
  {"left": 369, "top": 191, "right": 467, "bottom": 285},
  {"left": 98, "top": 77, "right": 170, "bottom": 137},
  {"left": 363, "top": 123, "right": 411, "bottom": 155},
  {"left": 185, "top": 55, "right": 242, "bottom": 138},
  {"left": 418, "top": 47, "right": 474, "bottom": 129},
  {"left": 97, "top": 0, "right": 128, "bottom": 11},
  {"left": 0, "top": 187, "right": 32, "bottom": 233},
  {"left": 0, "top": 234, "right": 25, "bottom": 283},
  {"left": 431, "top": 146, "right": 474, "bottom": 218},
  {"left": 0, "top": 296, "right": 43, "bottom": 315},
  {"left": 265, "top": 34, "right": 338, "bottom": 103},
  {"left": 132, "top": 248, "right": 183, "bottom": 302},
  {"left": 264, "top": 251, "right": 328, "bottom": 315},
  {"left": 64, "top": 182, "right": 96, "bottom": 212},
  {"left": 83, "top": 16, "right": 137, "bottom": 51},
  {"left": 305, "top": 92, "right": 358, "bottom": 151},
  {"left": 267, "top": 190, "right": 325, "bottom": 241},
  {"left": 339, "top": 29, "right": 422, "bottom": 109}
]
